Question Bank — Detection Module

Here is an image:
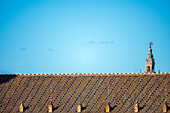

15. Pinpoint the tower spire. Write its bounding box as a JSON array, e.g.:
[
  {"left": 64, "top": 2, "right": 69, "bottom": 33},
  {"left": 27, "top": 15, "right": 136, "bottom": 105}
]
[{"left": 145, "top": 42, "right": 155, "bottom": 73}]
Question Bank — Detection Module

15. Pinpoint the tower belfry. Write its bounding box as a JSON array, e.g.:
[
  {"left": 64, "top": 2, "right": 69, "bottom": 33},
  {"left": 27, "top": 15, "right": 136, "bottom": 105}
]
[{"left": 145, "top": 42, "right": 155, "bottom": 73}]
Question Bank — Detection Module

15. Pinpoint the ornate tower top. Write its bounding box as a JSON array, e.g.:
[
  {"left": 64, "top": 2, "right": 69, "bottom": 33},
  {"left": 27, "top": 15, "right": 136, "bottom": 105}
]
[{"left": 145, "top": 42, "right": 155, "bottom": 73}]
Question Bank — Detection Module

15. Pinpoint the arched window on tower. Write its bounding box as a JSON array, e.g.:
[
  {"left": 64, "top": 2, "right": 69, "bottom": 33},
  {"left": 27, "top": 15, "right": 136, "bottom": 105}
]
[{"left": 147, "top": 66, "right": 150, "bottom": 72}]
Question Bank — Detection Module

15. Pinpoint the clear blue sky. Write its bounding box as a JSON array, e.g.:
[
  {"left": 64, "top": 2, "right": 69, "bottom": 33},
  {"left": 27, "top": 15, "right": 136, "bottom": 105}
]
[{"left": 0, "top": 0, "right": 170, "bottom": 74}]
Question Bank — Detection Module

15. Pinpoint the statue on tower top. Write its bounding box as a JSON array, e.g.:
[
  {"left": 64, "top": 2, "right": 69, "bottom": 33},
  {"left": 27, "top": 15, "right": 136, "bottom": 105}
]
[{"left": 150, "top": 42, "right": 153, "bottom": 48}]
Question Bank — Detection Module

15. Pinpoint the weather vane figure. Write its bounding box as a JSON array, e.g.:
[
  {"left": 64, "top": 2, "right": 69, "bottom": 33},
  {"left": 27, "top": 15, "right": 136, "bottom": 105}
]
[{"left": 150, "top": 42, "right": 153, "bottom": 48}]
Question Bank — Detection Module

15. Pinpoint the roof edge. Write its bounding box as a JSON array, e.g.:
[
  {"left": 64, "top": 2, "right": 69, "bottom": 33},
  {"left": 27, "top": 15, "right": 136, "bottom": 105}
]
[{"left": 0, "top": 73, "right": 170, "bottom": 76}]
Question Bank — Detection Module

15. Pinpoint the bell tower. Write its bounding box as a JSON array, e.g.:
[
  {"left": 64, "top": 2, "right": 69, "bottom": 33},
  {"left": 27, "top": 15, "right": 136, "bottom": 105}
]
[{"left": 145, "top": 42, "right": 155, "bottom": 73}]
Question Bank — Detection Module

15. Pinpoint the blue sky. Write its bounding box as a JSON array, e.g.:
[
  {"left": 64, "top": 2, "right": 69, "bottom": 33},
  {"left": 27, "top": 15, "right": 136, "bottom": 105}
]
[{"left": 0, "top": 0, "right": 170, "bottom": 74}]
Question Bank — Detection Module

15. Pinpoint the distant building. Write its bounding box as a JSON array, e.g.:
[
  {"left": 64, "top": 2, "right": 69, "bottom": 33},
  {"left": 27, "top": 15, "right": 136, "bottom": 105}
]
[
  {"left": 145, "top": 42, "right": 155, "bottom": 73},
  {"left": 0, "top": 43, "right": 169, "bottom": 113}
]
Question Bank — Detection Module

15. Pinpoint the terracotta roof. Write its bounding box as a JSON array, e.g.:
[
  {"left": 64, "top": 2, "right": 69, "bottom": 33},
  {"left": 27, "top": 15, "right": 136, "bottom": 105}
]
[{"left": 0, "top": 73, "right": 169, "bottom": 112}]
